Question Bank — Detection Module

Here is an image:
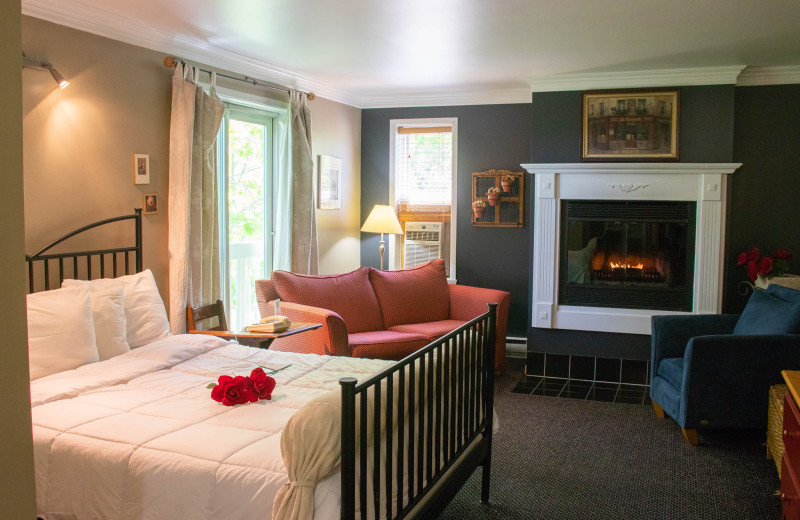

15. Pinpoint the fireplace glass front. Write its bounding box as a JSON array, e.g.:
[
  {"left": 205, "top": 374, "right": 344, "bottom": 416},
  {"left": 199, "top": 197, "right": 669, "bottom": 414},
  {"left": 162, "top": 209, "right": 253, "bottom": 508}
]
[{"left": 559, "top": 200, "right": 696, "bottom": 311}]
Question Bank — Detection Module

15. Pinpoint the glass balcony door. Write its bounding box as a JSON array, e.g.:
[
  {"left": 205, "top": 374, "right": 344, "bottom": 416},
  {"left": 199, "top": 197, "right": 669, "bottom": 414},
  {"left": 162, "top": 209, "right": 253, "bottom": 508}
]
[{"left": 218, "top": 107, "right": 274, "bottom": 330}]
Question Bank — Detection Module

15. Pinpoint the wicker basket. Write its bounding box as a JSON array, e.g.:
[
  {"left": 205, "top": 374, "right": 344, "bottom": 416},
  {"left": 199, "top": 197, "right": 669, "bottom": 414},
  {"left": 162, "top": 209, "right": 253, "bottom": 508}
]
[{"left": 767, "top": 384, "right": 788, "bottom": 478}]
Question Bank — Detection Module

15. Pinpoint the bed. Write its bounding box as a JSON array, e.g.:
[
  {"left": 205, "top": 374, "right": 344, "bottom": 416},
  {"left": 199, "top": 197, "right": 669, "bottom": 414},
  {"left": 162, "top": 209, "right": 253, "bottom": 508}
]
[{"left": 26, "top": 210, "right": 497, "bottom": 519}]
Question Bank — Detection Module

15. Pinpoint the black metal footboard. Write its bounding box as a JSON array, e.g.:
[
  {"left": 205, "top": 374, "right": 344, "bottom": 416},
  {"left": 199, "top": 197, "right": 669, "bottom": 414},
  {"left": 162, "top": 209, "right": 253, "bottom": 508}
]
[{"left": 340, "top": 303, "right": 497, "bottom": 519}]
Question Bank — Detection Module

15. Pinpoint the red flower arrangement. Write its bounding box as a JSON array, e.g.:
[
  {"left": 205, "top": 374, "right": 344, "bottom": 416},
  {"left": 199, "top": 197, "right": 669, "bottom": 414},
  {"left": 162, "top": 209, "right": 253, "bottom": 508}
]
[
  {"left": 737, "top": 247, "right": 792, "bottom": 283},
  {"left": 209, "top": 367, "right": 276, "bottom": 406}
]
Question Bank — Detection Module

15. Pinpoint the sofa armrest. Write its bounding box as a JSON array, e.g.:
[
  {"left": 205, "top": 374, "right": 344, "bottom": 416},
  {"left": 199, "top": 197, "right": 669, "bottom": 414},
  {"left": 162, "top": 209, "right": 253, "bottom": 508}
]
[
  {"left": 261, "top": 301, "right": 351, "bottom": 357},
  {"left": 449, "top": 284, "right": 511, "bottom": 371},
  {"left": 679, "top": 334, "right": 800, "bottom": 428},
  {"left": 650, "top": 314, "right": 740, "bottom": 384}
]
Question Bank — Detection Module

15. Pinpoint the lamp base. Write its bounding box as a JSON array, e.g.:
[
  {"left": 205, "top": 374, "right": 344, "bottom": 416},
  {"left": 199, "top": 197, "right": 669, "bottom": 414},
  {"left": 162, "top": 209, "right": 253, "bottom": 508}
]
[{"left": 379, "top": 234, "right": 385, "bottom": 270}]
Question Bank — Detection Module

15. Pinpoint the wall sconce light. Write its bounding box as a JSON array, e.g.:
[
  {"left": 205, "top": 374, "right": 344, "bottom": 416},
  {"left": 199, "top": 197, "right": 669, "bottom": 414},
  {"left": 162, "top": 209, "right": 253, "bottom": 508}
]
[{"left": 22, "top": 55, "right": 69, "bottom": 89}]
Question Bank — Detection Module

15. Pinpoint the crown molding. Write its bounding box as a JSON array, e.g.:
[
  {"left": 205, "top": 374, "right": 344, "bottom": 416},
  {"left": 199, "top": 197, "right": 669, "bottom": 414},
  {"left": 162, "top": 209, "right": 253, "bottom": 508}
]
[
  {"left": 356, "top": 87, "right": 532, "bottom": 109},
  {"left": 527, "top": 66, "right": 747, "bottom": 92},
  {"left": 736, "top": 65, "right": 800, "bottom": 86},
  {"left": 22, "top": 0, "right": 361, "bottom": 107}
]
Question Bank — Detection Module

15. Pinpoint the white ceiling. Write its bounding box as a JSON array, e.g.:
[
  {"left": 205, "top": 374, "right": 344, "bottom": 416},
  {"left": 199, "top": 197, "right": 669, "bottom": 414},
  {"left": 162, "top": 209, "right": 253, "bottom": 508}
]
[{"left": 22, "top": 0, "right": 800, "bottom": 108}]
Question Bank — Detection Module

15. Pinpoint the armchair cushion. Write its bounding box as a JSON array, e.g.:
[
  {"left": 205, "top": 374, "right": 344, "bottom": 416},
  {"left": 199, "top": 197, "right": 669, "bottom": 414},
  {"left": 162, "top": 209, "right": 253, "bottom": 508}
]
[
  {"left": 657, "top": 357, "right": 684, "bottom": 389},
  {"left": 272, "top": 268, "right": 383, "bottom": 334},
  {"left": 732, "top": 289, "right": 800, "bottom": 335},
  {"left": 369, "top": 259, "right": 450, "bottom": 328},
  {"left": 768, "top": 283, "right": 800, "bottom": 305}
]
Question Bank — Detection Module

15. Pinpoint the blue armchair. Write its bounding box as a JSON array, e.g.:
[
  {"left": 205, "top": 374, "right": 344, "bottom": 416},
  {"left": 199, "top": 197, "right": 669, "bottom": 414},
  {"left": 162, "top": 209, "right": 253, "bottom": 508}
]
[{"left": 650, "top": 284, "right": 800, "bottom": 445}]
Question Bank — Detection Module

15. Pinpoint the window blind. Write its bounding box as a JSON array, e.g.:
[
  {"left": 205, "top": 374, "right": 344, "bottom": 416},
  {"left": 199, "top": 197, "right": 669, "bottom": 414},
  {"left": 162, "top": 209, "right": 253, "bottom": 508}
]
[{"left": 395, "top": 126, "right": 452, "bottom": 205}]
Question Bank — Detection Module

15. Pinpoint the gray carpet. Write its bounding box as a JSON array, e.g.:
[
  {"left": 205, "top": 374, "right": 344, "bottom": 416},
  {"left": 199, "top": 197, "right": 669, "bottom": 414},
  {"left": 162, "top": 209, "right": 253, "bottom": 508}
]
[{"left": 438, "top": 358, "right": 782, "bottom": 520}]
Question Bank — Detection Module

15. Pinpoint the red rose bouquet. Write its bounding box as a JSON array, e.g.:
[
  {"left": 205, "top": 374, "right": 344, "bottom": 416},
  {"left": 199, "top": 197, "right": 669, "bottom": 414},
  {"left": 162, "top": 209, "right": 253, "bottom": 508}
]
[
  {"left": 737, "top": 247, "right": 792, "bottom": 291},
  {"left": 209, "top": 367, "right": 277, "bottom": 406}
]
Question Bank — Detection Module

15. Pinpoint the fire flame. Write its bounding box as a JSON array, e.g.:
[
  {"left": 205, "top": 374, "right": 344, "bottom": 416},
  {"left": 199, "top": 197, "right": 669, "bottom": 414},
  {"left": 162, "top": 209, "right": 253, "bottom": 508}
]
[{"left": 610, "top": 261, "right": 644, "bottom": 269}]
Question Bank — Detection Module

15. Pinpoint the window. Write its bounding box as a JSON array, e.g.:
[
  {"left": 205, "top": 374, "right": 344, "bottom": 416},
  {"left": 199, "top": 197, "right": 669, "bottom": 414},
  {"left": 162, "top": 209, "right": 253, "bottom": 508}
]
[
  {"left": 389, "top": 118, "right": 457, "bottom": 279},
  {"left": 217, "top": 104, "right": 278, "bottom": 329},
  {"left": 395, "top": 126, "right": 452, "bottom": 205}
]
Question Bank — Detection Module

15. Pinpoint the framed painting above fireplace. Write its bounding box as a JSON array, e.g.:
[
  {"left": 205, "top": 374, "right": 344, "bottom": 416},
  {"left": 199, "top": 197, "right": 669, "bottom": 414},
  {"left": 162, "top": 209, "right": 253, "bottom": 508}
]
[{"left": 581, "top": 89, "right": 679, "bottom": 161}]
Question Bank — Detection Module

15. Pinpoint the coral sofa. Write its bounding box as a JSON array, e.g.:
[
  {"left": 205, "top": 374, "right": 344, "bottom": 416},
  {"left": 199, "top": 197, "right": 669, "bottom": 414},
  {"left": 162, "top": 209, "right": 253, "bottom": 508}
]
[{"left": 255, "top": 259, "right": 510, "bottom": 371}]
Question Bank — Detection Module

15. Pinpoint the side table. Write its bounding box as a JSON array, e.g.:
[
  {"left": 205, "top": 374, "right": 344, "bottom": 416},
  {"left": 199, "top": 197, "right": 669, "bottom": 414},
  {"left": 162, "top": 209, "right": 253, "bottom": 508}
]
[{"left": 189, "top": 322, "right": 321, "bottom": 349}]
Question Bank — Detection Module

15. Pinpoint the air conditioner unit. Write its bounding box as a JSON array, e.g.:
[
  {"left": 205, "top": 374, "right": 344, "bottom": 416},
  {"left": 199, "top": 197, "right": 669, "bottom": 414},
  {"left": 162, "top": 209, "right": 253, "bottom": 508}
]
[{"left": 404, "top": 222, "right": 443, "bottom": 268}]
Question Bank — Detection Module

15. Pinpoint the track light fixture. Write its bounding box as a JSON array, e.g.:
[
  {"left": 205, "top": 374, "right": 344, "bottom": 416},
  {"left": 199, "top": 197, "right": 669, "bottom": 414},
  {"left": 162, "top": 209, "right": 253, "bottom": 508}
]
[{"left": 22, "top": 55, "right": 69, "bottom": 89}]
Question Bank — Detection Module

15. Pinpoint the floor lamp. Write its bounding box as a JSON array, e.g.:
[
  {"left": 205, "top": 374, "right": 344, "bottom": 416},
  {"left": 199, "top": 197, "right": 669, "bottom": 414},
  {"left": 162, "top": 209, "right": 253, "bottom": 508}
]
[{"left": 361, "top": 204, "right": 403, "bottom": 270}]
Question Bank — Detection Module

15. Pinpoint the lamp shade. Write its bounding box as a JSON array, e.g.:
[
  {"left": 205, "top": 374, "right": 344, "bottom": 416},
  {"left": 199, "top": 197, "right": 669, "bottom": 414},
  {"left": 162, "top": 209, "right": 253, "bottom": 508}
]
[{"left": 361, "top": 204, "right": 403, "bottom": 235}]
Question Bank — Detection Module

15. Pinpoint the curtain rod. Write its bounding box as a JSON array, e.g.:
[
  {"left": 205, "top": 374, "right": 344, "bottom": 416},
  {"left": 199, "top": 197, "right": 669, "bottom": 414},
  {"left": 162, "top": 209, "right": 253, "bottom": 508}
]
[{"left": 162, "top": 56, "right": 315, "bottom": 101}]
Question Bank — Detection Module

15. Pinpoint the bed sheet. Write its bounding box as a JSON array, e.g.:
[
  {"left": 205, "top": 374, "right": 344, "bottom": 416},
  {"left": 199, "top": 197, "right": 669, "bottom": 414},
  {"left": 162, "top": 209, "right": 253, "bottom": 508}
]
[{"left": 31, "top": 333, "right": 394, "bottom": 520}]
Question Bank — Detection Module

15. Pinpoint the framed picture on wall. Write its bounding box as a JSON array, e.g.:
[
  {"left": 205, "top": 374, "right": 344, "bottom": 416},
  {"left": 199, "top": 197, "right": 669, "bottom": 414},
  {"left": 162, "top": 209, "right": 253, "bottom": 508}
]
[
  {"left": 143, "top": 193, "right": 158, "bottom": 215},
  {"left": 133, "top": 154, "right": 150, "bottom": 184},
  {"left": 318, "top": 155, "right": 342, "bottom": 209},
  {"left": 581, "top": 89, "right": 679, "bottom": 161}
]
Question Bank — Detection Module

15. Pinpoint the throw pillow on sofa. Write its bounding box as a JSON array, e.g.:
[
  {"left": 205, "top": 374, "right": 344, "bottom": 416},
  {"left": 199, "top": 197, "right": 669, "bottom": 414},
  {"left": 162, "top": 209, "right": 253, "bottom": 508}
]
[
  {"left": 272, "top": 267, "right": 384, "bottom": 333},
  {"left": 369, "top": 259, "right": 450, "bottom": 328}
]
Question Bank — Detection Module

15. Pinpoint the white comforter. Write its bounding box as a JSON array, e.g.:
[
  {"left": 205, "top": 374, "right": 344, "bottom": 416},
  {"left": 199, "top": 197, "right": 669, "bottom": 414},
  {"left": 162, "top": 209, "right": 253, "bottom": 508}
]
[{"left": 31, "top": 334, "right": 395, "bottom": 520}]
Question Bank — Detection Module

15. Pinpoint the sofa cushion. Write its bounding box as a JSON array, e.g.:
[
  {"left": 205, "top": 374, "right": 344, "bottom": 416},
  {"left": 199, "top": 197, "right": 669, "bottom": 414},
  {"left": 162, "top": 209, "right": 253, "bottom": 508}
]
[
  {"left": 349, "top": 330, "right": 429, "bottom": 360},
  {"left": 733, "top": 289, "right": 800, "bottom": 335},
  {"left": 657, "top": 358, "right": 684, "bottom": 390},
  {"left": 369, "top": 259, "right": 450, "bottom": 328},
  {"left": 272, "top": 268, "right": 383, "bottom": 334},
  {"left": 388, "top": 320, "right": 466, "bottom": 341}
]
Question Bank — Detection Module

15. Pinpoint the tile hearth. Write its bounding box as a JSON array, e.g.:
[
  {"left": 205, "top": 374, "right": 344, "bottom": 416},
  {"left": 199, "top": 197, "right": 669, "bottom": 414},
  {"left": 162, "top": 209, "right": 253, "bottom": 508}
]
[
  {"left": 514, "top": 353, "right": 651, "bottom": 405},
  {"left": 512, "top": 376, "right": 651, "bottom": 405}
]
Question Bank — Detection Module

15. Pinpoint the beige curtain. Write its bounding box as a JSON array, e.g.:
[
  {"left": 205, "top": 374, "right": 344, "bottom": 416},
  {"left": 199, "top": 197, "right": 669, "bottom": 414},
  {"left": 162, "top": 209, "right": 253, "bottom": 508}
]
[
  {"left": 167, "top": 63, "right": 225, "bottom": 333},
  {"left": 289, "top": 90, "right": 319, "bottom": 274}
]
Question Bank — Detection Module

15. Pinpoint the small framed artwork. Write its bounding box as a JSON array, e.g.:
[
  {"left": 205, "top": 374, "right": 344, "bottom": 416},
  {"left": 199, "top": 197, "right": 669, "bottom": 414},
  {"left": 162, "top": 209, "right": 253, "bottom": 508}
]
[
  {"left": 133, "top": 154, "right": 150, "bottom": 184},
  {"left": 318, "top": 155, "right": 342, "bottom": 209},
  {"left": 581, "top": 89, "right": 679, "bottom": 161},
  {"left": 143, "top": 193, "right": 158, "bottom": 215}
]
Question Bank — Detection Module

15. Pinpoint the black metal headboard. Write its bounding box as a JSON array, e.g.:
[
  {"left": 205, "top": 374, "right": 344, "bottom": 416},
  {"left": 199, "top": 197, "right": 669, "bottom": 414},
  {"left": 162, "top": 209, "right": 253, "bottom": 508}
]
[{"left": 26, "top": 209, "right": 143, "bottom": 293}]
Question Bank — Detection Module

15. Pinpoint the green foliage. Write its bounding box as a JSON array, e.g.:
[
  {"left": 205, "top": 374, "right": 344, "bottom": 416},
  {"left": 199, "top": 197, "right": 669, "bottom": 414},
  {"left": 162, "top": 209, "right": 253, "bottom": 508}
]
[{"left": 228, "top": 120, "right": 265, "bottom": 244}]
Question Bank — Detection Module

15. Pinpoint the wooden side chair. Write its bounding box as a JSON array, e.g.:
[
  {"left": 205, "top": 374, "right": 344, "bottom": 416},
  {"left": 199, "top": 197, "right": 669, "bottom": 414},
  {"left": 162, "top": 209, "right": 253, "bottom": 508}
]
[{"left": 187, "top": 299, "right": 228, "bottom": 332}]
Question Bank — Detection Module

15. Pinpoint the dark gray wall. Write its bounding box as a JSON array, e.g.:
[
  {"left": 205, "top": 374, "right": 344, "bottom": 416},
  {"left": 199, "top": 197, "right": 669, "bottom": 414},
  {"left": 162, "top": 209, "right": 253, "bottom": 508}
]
[
  {"left": 531, "top": 86, "right": 735, "bottom": 163},
  {"left": 528, "top": 85, "right": 737, "bottom": 359},
  {"left": 726, "top": 84, "right": 800, "bottom": 313},
  {"left": 361, "top": 104, "right": 532, "bottom": 336}
]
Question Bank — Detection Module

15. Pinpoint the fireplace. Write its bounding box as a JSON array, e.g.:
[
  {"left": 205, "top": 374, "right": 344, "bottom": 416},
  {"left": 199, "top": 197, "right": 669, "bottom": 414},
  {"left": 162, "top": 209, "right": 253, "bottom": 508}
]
[
  {"left": 522, "top": 162, "right": 741, "bottom": 335},
  {"left": 559, "top": 200, "right": 696, "bottom": 312}
]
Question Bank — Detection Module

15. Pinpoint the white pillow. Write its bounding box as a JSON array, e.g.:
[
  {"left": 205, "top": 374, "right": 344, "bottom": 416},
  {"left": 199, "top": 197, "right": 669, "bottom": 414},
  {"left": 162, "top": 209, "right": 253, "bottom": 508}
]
[
  {"left": 87, "top": 284, "right": 130, "bottom": 360},
  {"left": 63, "top": 269, "right": 171, "bottom": 348},
  {"left": 27, "top": 285, "right": 99, "bottom": 380}
]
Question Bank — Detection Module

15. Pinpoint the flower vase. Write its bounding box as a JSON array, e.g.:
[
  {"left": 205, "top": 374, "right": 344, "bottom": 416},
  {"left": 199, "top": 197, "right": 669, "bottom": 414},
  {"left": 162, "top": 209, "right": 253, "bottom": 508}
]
[
  {"left": 474, "top": 208, "right": 485, "bottom": 219},
  {"left": 487, "top": 193, "right": 500, "bottom": 206},
  {"left": 754, "top": 275, "right": 770, "bottom": 290},
  {"left": 501, "top": 181, "right": 511, "bottom": 192}
]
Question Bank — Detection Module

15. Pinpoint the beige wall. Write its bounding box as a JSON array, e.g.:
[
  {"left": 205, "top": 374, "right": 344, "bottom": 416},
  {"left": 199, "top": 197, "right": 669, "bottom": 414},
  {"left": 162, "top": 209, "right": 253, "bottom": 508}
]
[
  {"left": 311, "top": 97, "right": 362, "bottom": 274},
  {"left": 23, "top": 15, "right": 363, "bottom": 306},
  {"left": 1, "top": 2, "right": 37, "bottom": 517},
  {"left": 23, "top": 15, "right": 172, "bottom": 300}
]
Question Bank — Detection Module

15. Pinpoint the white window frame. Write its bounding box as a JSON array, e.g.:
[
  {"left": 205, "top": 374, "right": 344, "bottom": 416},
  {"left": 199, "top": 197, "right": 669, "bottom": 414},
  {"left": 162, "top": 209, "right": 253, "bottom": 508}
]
[
  {"left": 215, "top": 88, "right": 288, "bottom": 327},
  {"left": 389, "top": 117, "right": 458, "bottom": 282}
]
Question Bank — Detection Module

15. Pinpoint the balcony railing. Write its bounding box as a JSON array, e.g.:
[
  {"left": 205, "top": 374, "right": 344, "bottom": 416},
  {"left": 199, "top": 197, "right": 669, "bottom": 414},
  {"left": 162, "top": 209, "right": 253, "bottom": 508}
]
[{"left": 228, "top": 241, "right": 264, "bottom": 330}]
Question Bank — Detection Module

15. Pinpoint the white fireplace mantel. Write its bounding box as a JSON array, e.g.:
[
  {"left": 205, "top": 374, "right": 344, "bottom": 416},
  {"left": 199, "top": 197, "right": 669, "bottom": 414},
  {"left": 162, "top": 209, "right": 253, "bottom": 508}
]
[{"left": 521, "top": 162, "right": 742, "bottom": 335}]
